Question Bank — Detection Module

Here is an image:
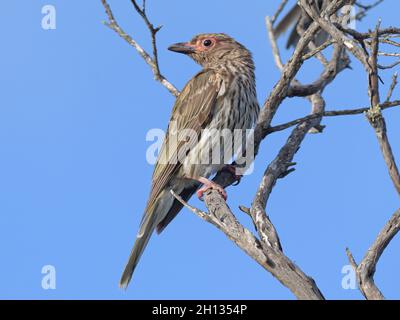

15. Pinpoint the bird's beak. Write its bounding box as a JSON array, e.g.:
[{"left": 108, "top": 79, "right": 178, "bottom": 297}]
[{"left": 168, "top": 42, "right": 196, "bottom": 54}]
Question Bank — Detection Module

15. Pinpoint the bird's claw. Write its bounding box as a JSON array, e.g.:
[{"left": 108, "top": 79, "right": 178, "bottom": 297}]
[{"left": 196, "top": 178, "right": 227, "bottom": 201}]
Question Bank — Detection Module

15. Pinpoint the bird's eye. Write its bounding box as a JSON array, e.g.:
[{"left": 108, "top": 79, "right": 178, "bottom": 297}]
[{"left": 203, "top": 39, "right": 212, "bottom": 47}]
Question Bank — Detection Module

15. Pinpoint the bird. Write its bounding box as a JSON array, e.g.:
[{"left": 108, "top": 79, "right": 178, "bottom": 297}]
[
  {"left": 274, "top": 0, "right": 330, "bottom": 49},
  {"left": 119, "top": 33, "right": 260, "bottom": 288}
]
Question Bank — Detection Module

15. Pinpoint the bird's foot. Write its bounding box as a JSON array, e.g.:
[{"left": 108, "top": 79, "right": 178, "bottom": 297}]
[
  {"left": 222, "top": 164, "right": 243, "bottom": 186},
  {"left": 196, "top": 177, "right": 227, "bottom": 201}
]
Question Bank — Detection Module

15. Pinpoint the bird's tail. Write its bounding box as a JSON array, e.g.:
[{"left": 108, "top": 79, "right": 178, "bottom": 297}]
[{"left": 119, "top": 210, "right": 158, "bottom": 289}]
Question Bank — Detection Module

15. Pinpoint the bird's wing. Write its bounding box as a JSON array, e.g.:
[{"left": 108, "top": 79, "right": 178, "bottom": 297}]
[
  {"left": 273, "top": 4, "right": 302, "bottom": 39},
  {"left": 145, "top": 68, "right": 222, "bottom": 213}
]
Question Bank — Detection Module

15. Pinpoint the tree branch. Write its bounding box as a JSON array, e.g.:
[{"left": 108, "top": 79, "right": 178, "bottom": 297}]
[
  {"left": 172, "top": 187, "right": 326, "bottom": 300},
  {"left": 365, "top": 22, "right": 400, "bottom": 196},
  {"left": 346, "top": 209, "right": 400, "bottom": 300},
  {"left": 267, "top": 100, "right": 400, "bottom": 134},
  {"left": 100, "top": 0, "right": 179, "bottom": 96}
]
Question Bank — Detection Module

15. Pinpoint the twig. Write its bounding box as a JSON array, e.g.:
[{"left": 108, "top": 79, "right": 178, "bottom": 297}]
[
  {"left": 100, "top": 0, "right": 179, "bottom": 96},
  {"left": 130, "top": 0, "right": 162, "bottom": 79},
  {"left": 355, "top": 0, "right": 385, "bottom": 21},
  {"left": 378, "top": 60, "right": 400, "bottom": 70},
  {"left": 268, "top": 100, "right": 400, "bottom": 133},
  {"left": 346, "top": 209, "right": 400, "bottom": 300},
  {"left": 385, "top": 73, "right": 398, "bottom": 102},
  {"left": 302, "top": 40, "right": 336, "bottom": 61},
  {"left": 271, "top": 0, "right": 290, "bottom": 25},
  {"left": 170, "top": 190, "right": 222, "bottom": 228}
]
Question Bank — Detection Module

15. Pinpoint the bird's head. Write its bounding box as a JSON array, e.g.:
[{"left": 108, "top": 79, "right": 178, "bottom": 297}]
[{"left": 168, "top": 33, "right": 253, "bottom": 69}]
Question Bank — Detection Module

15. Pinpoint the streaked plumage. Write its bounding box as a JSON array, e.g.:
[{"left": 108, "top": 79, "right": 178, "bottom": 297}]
[{"left": 120, "top": 33, "right": 259, "bottom": 288}]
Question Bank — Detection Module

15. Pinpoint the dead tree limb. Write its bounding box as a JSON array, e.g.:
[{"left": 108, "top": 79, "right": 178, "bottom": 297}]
[
  {"left": 346, "top": 210, "right": 400, "bottom": 300},
  {"left": 100, "top": 0, "right": 179, "bottom": 96},
  {"left": 365, "top": 23, "right": 400, "bottom": 196}
]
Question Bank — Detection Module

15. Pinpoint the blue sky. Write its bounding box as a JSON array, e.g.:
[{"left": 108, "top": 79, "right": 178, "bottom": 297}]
[{"left": 0, "top": 0, "right": 399, "bottom": 299}]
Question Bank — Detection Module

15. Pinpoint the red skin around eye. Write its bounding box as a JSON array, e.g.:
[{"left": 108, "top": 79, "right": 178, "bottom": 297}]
[{"left": 194, "top": 37, "right": 217, "bottom": 52}]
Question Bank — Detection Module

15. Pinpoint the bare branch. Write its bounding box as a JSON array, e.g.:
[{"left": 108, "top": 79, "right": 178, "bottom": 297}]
[
  {"left": 100, "top": 0, "right": 179, "bottom": 96},
  {"left": 271, "top": 0, "right": 290, "bottom": 25},
  {"left": 347, "top": 209, "right": 400, "bottom": 300},
  {"left": 385, "top": 73, "right": 398, "bottom": 102},
  {"left": 302, "top": 40, "right": 336, "bottom": 61},
  {"left": 355, "top": 0, "right": 385, "bottom": 21},
  {"left": 365, "top": 22, "right": 400, "bottom": 196},
  {"left": 170, "top": 190, "right": 223, "bottom": 229},
  {"left": 268, "top": 100, "right": 400, "bottom": 134},
  {"left": 130, "top": 0, "right": 163, "bottom": 79},
  {"left": 254, "top": 0, "right": 348, "bottom": 151},
  {"left": 299, "top": 0, "right": 370, "bottom": 70},
  {"left": 170, "top": 188, "right": 323, "bottom": 300},
  {"left": 378, "top": 60, "right": 400, "bottom": 70},
  {"left": 200, "top": 188, "right": 325, "bottom": 300},
  {"left": 344, "top": 21, "right": 400, "bottom": 301}
]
